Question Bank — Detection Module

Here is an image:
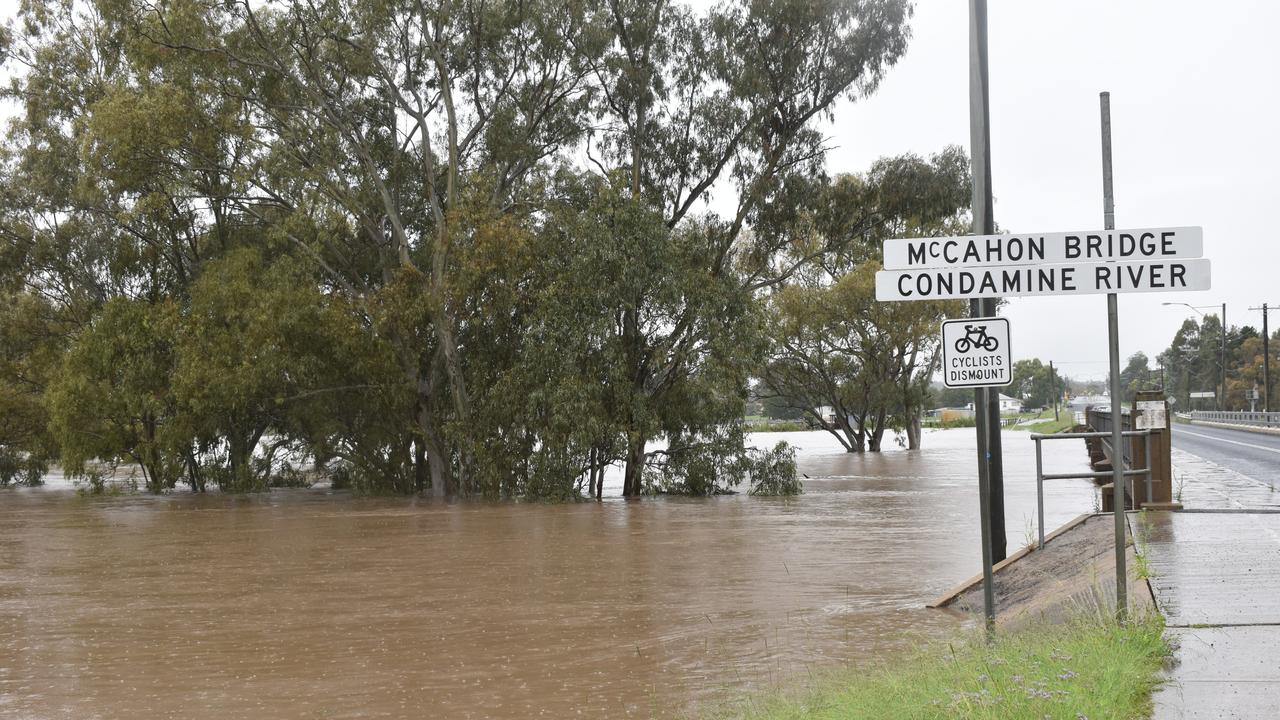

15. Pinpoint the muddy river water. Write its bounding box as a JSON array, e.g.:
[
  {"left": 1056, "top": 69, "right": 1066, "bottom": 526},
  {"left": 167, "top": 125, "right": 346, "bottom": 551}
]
[{"left": 1, "top": 428, "right": 1097, "bottom": 719}]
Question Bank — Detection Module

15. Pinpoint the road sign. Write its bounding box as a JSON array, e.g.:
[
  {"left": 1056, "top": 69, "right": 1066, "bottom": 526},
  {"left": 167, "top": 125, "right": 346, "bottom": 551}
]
[
  {"left": 883, "top": 226, "right": 1202, "bottom": 270},
  {"left": 1190, "top": 391, "right": 1216, "bottom": 398},
  {"left": 940, "top": 318, "right": 1011, "bottom": 388},
  {"left": 875, "top": 258, "right": 1211, "bottom": 301}
]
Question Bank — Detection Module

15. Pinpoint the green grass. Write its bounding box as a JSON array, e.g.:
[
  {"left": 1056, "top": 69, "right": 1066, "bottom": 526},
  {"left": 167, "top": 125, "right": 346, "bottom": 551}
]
[
  {"left": 1134, "top": 552, "right": 1152, "bottom": 580},
  {"left": 1016, "top": 417, "right": 1077, "bottom": 434},
  {"left": 923, "top": 417, "right": 977, "bottom": 429},
  {"left": 707, "top": 614, "right": 1168, "bottom": 720}
]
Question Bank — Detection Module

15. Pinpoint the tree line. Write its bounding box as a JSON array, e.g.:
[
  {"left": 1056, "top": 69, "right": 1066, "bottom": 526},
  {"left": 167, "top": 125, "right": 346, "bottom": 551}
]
[
  {"left": 1157, "top": 313, "right": 1278, "bottom": 411},
  {"left": 0, "top": 0, "right": 972, "bottom": 497}
]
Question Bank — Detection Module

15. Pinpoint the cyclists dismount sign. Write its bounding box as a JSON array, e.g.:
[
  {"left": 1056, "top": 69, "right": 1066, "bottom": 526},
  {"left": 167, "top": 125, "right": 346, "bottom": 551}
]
[{"left": 941, "top": 317, "right": 1011, "bottom": 389}]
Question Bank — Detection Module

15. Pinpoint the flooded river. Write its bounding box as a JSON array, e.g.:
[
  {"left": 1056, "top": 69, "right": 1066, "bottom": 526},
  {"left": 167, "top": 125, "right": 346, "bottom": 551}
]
[{"left": 0, "top": 428, "right": 1097, "bottom": 719}]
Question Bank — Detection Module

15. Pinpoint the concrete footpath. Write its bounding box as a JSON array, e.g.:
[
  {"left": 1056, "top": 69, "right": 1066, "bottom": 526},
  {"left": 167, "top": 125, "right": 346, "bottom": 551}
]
[{"left": 1136, "top": 448, "right": 1280, "bottom": 719}]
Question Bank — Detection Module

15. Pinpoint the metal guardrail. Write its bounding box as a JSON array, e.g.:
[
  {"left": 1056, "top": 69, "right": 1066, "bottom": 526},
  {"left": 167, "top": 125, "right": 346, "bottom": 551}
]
[
  {"left": 1190, "top": 410, "right": 1280, "bottom": 428},
  {"left": 1029, "top": 430, "right": 1151, "bottom": 550}
]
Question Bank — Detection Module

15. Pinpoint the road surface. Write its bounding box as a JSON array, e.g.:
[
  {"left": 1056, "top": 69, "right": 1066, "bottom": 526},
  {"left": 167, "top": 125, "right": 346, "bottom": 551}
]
[{"left": 1171, "top": 422, "right": 1280, "bottom": 485}]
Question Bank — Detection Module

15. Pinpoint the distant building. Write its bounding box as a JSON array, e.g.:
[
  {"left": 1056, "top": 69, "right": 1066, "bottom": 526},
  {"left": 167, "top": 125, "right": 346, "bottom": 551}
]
[{"left": 966, "top": 394, "right": 1024, "bottom": 414}]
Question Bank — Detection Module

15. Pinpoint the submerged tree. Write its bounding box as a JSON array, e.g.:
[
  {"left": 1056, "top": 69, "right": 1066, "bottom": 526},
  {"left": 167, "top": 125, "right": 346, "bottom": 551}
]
[
  {"left": 762, "top": 148, "right": 970, "bottom": 451},
  {"left": 1, "top": 0, "right": 917, "bottom": 496}
]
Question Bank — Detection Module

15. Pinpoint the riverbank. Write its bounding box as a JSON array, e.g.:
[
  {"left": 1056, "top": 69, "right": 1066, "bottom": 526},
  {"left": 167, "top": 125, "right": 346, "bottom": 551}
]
[
  {"left": 708, "top": 613, "right": 1168, "bottom": 719},
  {"left": 707, "top": 511, "right": 1168, "bottom": 719}
]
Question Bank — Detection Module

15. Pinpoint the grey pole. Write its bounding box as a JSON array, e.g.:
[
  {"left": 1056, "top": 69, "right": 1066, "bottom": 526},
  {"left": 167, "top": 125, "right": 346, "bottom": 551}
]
[
  {"left": 1265, "top": 304, "right": 1270, "bottom": 413},
  {"left": 1221, "top": 303, "right": 1227, "bottom": 411},
  {"left": 1100, "top": 91, "right": 1128, "bottom": 622},
  {"left": 976, "top": 385, "right": 996, "bottom": 632},
  {"left": 969, "top": 0, "right": 1006, "bottom": 564},
  {"left": 1035, "top": 437, "right": 1045, "bottom": 549},
  {"left": 1052, "top": 360, "right": 1059, "bottom": 422}
]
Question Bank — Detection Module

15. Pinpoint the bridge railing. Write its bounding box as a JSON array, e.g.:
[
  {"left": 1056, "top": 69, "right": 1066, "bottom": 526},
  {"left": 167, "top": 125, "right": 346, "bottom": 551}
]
[
  {"left": 1083, "top": 391, "right": 1175, "bottom": 511},
  {"left": 1029, "top": 429, "right": 1151, "bottom": 550},
  {"left": 1189, "top": 410, "right": 1280, "bottom": 428}
]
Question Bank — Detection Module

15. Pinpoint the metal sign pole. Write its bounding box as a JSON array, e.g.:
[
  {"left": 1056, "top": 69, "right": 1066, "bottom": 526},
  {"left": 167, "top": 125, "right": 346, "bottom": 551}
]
[
  {"left": 975, "top": 385, "right": 996, "bottom": 633},
  {"left": 969, "top": 0, "right": 1006, "bottom": 573},
  {"left": 1100, "top": 91, "right": 1128, "bottom": 622}
]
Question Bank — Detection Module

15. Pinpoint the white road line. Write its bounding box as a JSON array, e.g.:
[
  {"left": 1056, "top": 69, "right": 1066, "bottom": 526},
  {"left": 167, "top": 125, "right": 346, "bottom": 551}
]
[{"left": 1177, "top": 429, "right": 1280, "bottom": 455}]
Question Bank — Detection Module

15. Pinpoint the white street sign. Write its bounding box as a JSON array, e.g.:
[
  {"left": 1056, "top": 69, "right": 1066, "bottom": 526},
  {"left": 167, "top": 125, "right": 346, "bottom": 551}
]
[
  {"left": 875, "top": 258, "right": 1211, "bottom": 302},
  {"left": 882, "top": 226, "right": 1202, "bottom": 270},
  {"left": 940, "top": 318, "right": 1011, "bottom": 388},
  {"left": 1190, "top": 391, "right": 1216, "bottom": 398}
]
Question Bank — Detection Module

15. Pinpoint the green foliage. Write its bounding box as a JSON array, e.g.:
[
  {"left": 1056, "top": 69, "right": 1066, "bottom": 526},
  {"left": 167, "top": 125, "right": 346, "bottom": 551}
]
[
  {"left": 1118, "top": 352, "right": 1157, "bottom": 403},
  {"left": 0, "top": 294, "right": 61, "bottom": 485},
  {"left": 763, "top": 149, "right": 971, "bottom": 453},
  {"left": 46, "top": 298, "right": 184, "bottom": 492},
  {"left": 1158, "top": 313, "right": 1275, "bottom": 410},
  {"left": 1, "top": 0, "right": 918, "bottom": 497},
  {"left": 928, "top": 384, "right": 975, "bottom": 410},
  {"left": 746, "top": 442, "right": 801, "bottom": 496},
  {"left": 1009, "top": 359, "right": 1063, "bottom": 409},
  {"left": 0, "top": 448, "right": 46, "bottom": 486}
]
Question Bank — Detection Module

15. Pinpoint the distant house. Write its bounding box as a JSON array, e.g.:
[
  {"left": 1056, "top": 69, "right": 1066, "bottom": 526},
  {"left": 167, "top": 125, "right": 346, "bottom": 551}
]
[{"left": 967, "top": 394, "right": 1023, "bottom": 414}]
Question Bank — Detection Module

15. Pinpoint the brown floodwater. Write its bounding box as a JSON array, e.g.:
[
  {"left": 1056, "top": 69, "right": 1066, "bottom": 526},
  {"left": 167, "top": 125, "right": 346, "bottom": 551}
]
[{"left": 0, "top": 428, "right": 1097, "bottom": 719}]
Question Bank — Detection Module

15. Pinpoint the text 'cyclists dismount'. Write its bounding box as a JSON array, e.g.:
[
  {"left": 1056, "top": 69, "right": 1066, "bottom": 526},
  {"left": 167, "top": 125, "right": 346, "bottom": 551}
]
[{"left": 941, "top": 318, "right": 1011, "bottom": 389}]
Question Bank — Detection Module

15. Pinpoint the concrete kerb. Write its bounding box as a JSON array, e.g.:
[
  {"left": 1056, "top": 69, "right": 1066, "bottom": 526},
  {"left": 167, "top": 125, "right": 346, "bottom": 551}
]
[{"left": 927, "top": 512, "right": 1094, "bottom": 609}]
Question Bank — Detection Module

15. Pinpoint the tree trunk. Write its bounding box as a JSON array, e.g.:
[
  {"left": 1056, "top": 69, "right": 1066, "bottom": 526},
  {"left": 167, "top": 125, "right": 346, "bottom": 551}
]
[
  {"left": 835, "top": 413, "right": 865, "bottom": 453},
  {"left": 416, "top": 356, "right": 454, "bottom": 497},
  {"left": 423, "top": 420, "right": 449, "bottom": 498},
  {"left": 186, "top": 451, "right": 205, "bottom": 493},
  {"left": 412, "top": 436, "right": 428, "bottom": 493},
  {"left": 622, "top": 434, "right": 647, "bottom": 497},
  {"left": 588, "top": 446, "right": 601, "bottom": 500},
  {"left": 906, "top": 412, "right": 923, "bottom": 450},
  {"left": 867, "top": 410, "right": 887, "bottom": 452}
]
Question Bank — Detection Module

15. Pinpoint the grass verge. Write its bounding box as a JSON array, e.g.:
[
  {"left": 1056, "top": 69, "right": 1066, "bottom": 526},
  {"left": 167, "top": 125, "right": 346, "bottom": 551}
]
[
  {"left": 708, "top": 613, "right": 1168, "bottom": 720},
  {"left": 1016, "top": 416, "right": 1077, "bottom": 434}
]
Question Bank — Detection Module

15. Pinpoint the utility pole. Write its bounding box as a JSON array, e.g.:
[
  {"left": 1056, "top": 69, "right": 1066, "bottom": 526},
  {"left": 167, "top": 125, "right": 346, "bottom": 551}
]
[
  {"left": 968, "top": 0, "right": 1006, "bottom": 569},
  {"left": 1051, "top": 360, "right": 1059, "bottom": 421},
  {"left": 1221, "top": 303, "right": 1227, "bottom": 411},
  {"left": 1100, "top": 91, "right": 1127, "bottom": 622},
  {"left": 1250, "top": 303, "right": 1272, "bottom": 413}
]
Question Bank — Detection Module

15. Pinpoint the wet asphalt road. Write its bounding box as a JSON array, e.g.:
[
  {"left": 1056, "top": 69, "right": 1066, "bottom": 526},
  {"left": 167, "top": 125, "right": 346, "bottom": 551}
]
[{"left": 1171, "top": 423, "right": 1280, "bottom": 483}]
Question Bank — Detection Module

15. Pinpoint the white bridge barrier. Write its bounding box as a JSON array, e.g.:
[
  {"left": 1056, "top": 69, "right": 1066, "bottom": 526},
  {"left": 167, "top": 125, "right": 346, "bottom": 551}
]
[{"left": 1189, "top": 410, "right": 1280, "bottom": 428}]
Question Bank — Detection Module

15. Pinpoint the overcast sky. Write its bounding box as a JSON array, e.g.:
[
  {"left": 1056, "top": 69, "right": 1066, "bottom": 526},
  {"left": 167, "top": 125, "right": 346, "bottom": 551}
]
[
  {"left": 4, "top": 1, "right": 1277, "bottom": 380},
  {"left": 821, "top": 0, "right": 1280, "bottom": 380}
]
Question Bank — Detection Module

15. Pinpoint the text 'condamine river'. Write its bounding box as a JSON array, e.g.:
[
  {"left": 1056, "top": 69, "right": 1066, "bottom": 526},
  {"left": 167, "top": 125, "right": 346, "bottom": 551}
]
[{"left": 874, "top": 258, "right": 1213, "bottom": 301}]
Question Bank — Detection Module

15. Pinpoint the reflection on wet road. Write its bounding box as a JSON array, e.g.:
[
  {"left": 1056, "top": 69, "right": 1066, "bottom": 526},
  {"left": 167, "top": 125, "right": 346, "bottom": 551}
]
[{"left": 0, "top": 429, "right": 1096, "bottom": 719}]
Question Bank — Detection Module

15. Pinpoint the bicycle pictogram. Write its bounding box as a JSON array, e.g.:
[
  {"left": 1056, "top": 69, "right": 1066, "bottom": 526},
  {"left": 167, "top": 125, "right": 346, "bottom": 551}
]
[{"left": 954, "top": 324, "right": 1000, "bottom": 353}]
